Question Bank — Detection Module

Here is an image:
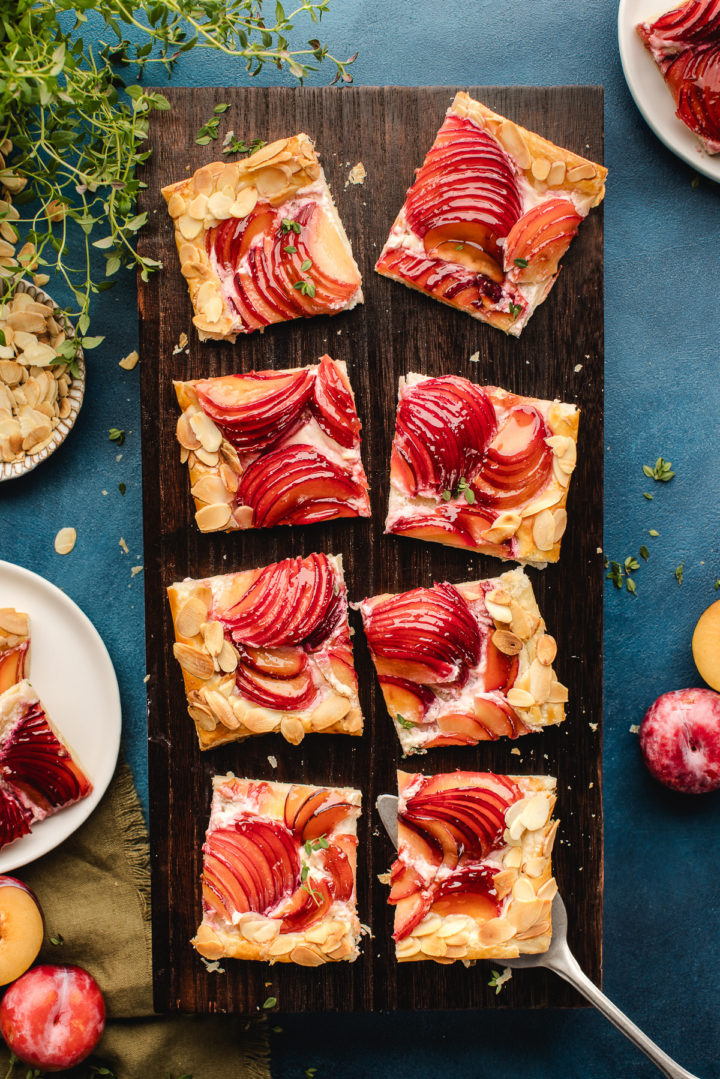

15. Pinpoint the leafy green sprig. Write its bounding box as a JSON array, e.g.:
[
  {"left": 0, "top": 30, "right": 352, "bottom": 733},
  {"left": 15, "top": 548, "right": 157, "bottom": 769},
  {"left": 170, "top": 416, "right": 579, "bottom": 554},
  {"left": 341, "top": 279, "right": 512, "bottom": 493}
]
[
  {"left": 0, "top": 0, "right": 356, "bottom": 339},
  {"left": 441, "top": 477, "right": 475, "bottom": 504},
  {"left": 300, "top": 835, "right": 328, "bottom": 904}
]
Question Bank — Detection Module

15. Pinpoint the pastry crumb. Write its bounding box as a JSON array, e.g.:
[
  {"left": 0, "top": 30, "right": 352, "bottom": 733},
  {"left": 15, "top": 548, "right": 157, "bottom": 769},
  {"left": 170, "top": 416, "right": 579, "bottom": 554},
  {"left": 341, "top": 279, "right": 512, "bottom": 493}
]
[
  {"left": 629, "top": 724, "right": 640, "bottom": 734},
  {"left": 574, "top": 363, "right": 583, "bottom": 373},
  {"left": 119, "top": 537, "right": 129, "bottom": 554},
  {"left": 589, "top": 722, "right": 598, "bottom": 731},
  {"left": 143, "top": 673, "right": 150, "bottom": 683},
  {"left": 130, "top": 565, "right": 143, "bottom": 577},
  {"left": 119, "top": 350, "right": 139, "bottom": 370},
  {"left": 468, "top": 351, "right": 480, "bottom": 363},
  {"left": 173, "top": 332, "right": 189, "bottom": 355},
  {"left": 200, "top": 958, "right": 225, "bottom": 974},
  {"left": 267, "top": 755, "right": 277, "bottom": 769},
  {"left": 346, "top": 161, "right": 366, "bottom": 187},
  {"left": 510, "top": 747, "right": 521, "bottom": 756},
  {"left": 54, "top": 527, "right": 77, "bottom": 555}
]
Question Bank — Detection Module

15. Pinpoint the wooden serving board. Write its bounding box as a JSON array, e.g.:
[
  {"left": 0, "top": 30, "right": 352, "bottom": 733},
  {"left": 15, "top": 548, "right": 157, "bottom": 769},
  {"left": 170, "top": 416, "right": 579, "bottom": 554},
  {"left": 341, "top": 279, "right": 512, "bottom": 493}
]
[{"left": 137, "top": 85, "right": 604, "bottom": 1013}]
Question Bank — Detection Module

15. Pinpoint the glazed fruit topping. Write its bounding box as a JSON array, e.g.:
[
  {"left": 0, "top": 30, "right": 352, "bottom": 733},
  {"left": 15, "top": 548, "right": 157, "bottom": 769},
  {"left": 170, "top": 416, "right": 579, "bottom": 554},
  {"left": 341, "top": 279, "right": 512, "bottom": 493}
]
[
  {"left": 202, "top": 786, "right": 358, "bottom": 933},
  {"left": 391, "top": 772, "right": 520, "bottom": 940},
  {"left": 195, "top": 369, "right": 316, "bottom": 451},
  {"left": 206, "top": 198, "right": 361, "bottom": 333}
]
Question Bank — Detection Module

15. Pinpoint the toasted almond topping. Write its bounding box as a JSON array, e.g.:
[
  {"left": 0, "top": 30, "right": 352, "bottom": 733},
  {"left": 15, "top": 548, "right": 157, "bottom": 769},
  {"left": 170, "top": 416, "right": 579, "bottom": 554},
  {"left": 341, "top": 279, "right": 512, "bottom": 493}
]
[
  {"left": 506, "top": 687, "right": 535, "bottom": 709},
  {"left": 509, "top": 602, "right": 536, "bottom": 641},
  {"left": 187, "top": 193, "right": 209, "bottom": 220},
  {"left": 499, "top": 121, "right": 531, "bottom": 169},
  {"left": 543, "top": 819, "right": 560, "bottom": 856},
  {"left": 311, "top": 694, "right": 352, "bottom": 730},
  {"left": 531, "top": 157, "right": 551, "bottom": 182},
  {"left": 177, "top": 214, "right": 203, "bottom": 240},
  {"left": 536, "top": 634, "right": 557, "bottom": 665},
  {"left": 218, "top": 639, "right": 239, "bottom": 674},
  {"left": 290, "top": 944, "right": 325, "bottom": 967},
  {"left": 190, "top": 411, "right": 223, "bottom": 455},
  {"left": 492, "top": 869, "right": 516, "bottom": 900},
  {"left": 238, "top": 704, "right": 278, "bottom": 734},
  {"left": 481, "top": 510, "right": 522, "bottom": 544},
  {"left": 230, "top": 186, "right": 259, "bottom": 218},
  {"left": 280, "top": 715, "right": 305, "bottom": 745},
  {"left": 0, "top": 609, "right": 28, "bottom": 636},
  {"left": 421, "top": 937, "right": 448, "bottom": 958},
  {"left": 479, "top": 917, "right": 516, "bottom": 946},
  {"left": 529, "top": 657, "right": 553, "bottom": 702},
  {"left": 195, "top": 502, "right": 232, "bottom": 532},
  {"left": 547, "top": 160, "right": 566, "bottom": 186},
  {"left": 519, "top": 793, "right": 552, "bottom": 832},
  {"left": 512, "top": 877, "right": 537, "bottom": 902},
  {"left": 204, "top": 689, "right": 240, "bottom": 730},
  {"left": 396, "top": 937, "right": 422, "bottom": 958},
  {"left": 503, "top": 846, "right": 523, "bottom": 869},
  {"left": 167, "top": 193, "right": 186, "bottom": 218},
  {"left": 191, "top": 474, "right": 233, "bottom": 506},
  {"left": 268, "top": 936, "right": 295, "bottom": 957},
  {"left": 567, "top": 162, "right": 596, "bottom": 182},
  {"left": 54, "top": 526, "right": 76, "bottom": 555},
  {"left": 553, "top": 456, "right": 571, "bottom": 488},
  {"left": 515, "top": 919, "right": 551, "bottom": 941},
  {"left": 176, "top": 410, "right": 201, "bottom": 450},
  {"left": 548, "top": 680, "right": 569, "bottom": 704},
  {"left": 194, "top": 446, "right": 220, "bottom": 469},
  {"left": 485, "top": 598, "right": 513, "bottom": 624},
  {"left": 532, "top": 509, "right": 556, "bottom": 552},
  {"left": 492, "top": 628, "right": 523, "bottom": 656},
  {"left": 537, "top": 878, "right": 558, "bottom": 902},
  {"left": 552, "top": 508, "right": 568, "bottom": 542},
  {"left": 522, "top": 491, "right": 561, "bottom": 518},
  {"left": 413, "top": 915, "right": 442, "bottom": 938},
  {"left": 188, "top": 703, "right": 218, "bottom": 732},
  {"left": 193, "top": 924, "right": 225, "bottom": 960},
  {"left": 507, "top": 898, "right": 544, "bottom": 932},
  {"left": 175, "top": 596, "right": 208, "bottom": 638},
  {"left": 522, "top": 855, "right": 546, "bottom": 877},
  {"left": 173, "top": 641, "right": 214, "bottom": 680},
  {"left": 201, "top": 620, "right": 224, "bottom": 656}
]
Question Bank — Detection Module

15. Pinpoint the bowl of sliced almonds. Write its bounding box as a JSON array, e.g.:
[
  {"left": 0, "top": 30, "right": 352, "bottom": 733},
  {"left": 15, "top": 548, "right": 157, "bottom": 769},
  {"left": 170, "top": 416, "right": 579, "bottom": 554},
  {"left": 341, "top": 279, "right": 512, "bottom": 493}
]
[{"left": 0, "top": 280, "right": 85, "bottom": 481}]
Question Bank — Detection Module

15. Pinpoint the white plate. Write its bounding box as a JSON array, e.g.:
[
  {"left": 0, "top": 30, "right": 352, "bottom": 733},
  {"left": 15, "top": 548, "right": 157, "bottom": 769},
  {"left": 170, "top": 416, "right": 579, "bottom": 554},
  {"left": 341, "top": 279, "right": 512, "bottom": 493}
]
[
  {"left": 618, "top": 0, "right": 720, "bottom": 182},
  {"left": 0, "top": 561, "right": 121, "bottom": 871}
]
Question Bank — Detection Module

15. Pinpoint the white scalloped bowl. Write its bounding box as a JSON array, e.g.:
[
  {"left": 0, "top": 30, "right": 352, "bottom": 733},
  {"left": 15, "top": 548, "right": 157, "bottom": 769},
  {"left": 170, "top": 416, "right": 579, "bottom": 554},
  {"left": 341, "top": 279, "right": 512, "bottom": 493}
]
[{"left": 0, "top": 280, "right": 85, "bottom": 482}]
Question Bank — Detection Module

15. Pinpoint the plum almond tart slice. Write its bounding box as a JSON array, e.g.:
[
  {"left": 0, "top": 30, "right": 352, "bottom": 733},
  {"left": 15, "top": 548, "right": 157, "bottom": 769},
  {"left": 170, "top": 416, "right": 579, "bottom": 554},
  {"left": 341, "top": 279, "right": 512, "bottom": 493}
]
[
  {"left": 193, "top": 775, "right": 362, "bottom": 966},
  {"left": 0, "top": 609, "right": 30, "bottom": 695},
  {"left": 162, "top": 134, "right": 363, "bottom": 341},
  {"left": 384, "top": 770, "right": 558, "bottom": 963},
  {"left": 359, "top": 566, "right": 567, "bottom": 754},
  {"left": 0, "top": 680, "right": 92, "bottom": 850},
  {"left": 637, "top": 0, "right": 720, "bottom": 154},
  {"left": 375, "top": 91, "right": 607, "bottom": 336},
  {"left": 174, "top": 355, "right": 370, "bottom": 534},
  {"left": 386, "top": 372, "right": 578, "bottom": 565},
  {"left": 168, "top": 553, "right": 363, "bottom": 749}
]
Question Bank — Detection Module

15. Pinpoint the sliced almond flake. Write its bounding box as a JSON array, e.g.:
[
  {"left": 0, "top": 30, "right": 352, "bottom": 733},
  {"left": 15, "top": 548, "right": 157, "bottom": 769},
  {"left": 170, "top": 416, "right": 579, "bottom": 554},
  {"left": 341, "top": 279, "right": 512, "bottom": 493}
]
[
  {"left": 347, "top": 162, "right": 366, "bottom": 186},
  {"left": 54, "top": 527, "right": 76, "bottom": 555},
  {"left": 130, "top": 565, "right": 143, "bottom": 577},
  {"left": 119, "top": 350, "right": 139, "bottom": 370},
  {"left": 119, "top": 537, "right": 129, "bottom": 554}
]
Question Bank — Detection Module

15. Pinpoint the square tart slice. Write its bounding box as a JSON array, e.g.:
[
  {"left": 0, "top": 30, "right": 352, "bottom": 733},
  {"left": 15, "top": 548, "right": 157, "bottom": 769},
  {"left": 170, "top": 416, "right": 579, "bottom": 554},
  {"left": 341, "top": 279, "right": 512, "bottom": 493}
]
[
  {"left": 162, "top": 134, "right": 363, "bottom": 341},
  {"left": 193, "top": 775, "right": 362, "bottom": 966},
  {"left": 388, "top": 770, "right": 558, "bottom": 963},
  {"left": 375, "top": 91, "right": 607, "bottom": 336},
  {"left": 359, "top": 566, "right": 567, "bottom": 754},
  {"left": 0, "top": 608, "right": 30, "bottom": 693},
  {"left": 174, "top": 355, "right": 370, "bottom": 534},
  {"left": 385, "top": 373, "right": 579, "bottom": 565},
  {"left": 637, "top": 0, "right": 720, "bottom": 154},
  {"left": 0, "top": 680, "right": 92, "bottom": 850},
  {"left": 168, "top": 553, "right": 363, "bottom": 750}
]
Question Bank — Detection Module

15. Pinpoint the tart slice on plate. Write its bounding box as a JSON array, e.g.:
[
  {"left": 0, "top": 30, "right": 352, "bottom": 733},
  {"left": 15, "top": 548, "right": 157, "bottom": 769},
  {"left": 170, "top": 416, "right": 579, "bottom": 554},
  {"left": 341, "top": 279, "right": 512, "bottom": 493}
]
[
  {"left": 359, "top": 567, "right": 567, "bottom": 754},
  {"left": 174, "top": 355, "right": 370, "bottom": 533},
  {"left": 636, "top": 0, "right": 720, "bottom": 154},
  {"left": 376, "top": 91, "right": 606, "bottom": 335},
  {"left": 162, "top": 135, "right": 363, "bottom": 340},
  {"left": 386, "top": 373, "right": 579, "bottom": 564},
  {"left": 193, "top": 775, "right": 362, "bottom": 966},
  {"left": 386, "top": 770, "right": 558, "bottom": 963},
  {"left": 0, "top": 610, "right": 30, "bottom": 693},
  {"left": 168, "top": 553, "right": 363, "bottom": 749},
  {"left": 0, "top": 680, "right": 92, "bottom": 850}
]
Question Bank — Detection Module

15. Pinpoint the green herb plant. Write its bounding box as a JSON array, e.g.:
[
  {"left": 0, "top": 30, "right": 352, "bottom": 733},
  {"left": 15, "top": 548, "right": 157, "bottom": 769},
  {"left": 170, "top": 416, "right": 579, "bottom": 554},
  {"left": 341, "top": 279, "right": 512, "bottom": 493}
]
[{"left": 1, "top": 0, "right": 357, "bottom": 352}]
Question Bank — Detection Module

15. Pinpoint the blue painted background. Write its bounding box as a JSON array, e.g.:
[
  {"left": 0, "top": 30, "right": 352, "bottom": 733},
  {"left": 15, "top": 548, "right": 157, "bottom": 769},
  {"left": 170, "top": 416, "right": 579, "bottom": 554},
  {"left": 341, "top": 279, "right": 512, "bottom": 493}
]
[{"left": 1, "top": 1, "right": 719, "bottom": 1075}]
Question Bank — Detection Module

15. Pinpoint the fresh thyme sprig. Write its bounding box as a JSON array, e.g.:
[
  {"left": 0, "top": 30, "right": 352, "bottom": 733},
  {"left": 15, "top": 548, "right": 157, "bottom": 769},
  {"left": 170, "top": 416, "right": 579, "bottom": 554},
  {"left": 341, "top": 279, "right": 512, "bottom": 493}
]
[
  {"left": 441, "top": 477, "right": 475, "bottom": 504},
  {"left": 0, "top": 0, "right": 356, "bottom": 340},
  {"left": 396, "top": 713, "right": 416, "bottom": 730},
  {"left": 642, "top": 456, "right": 675, "bottom": 482},
  {"left": 300, "top": 835, "right": 328, "bottom": 904}
]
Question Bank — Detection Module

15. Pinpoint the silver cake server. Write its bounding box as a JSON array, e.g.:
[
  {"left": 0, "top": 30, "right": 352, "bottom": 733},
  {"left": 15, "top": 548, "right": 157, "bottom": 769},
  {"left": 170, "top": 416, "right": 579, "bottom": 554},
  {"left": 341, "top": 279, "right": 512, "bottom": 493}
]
[{"left": 376, "top": 793, "right": 701, "bottom": 1079}]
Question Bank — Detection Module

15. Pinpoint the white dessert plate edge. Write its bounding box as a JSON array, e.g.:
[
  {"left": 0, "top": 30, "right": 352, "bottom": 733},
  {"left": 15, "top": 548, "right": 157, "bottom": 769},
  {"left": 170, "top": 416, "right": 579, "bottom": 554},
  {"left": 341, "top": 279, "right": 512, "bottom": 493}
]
[
  {"left": 618, "top": 0, "right": 720, "bottom": 183},
  {"left": 0, "top": 560, "right": 121, "bottom": 872}
]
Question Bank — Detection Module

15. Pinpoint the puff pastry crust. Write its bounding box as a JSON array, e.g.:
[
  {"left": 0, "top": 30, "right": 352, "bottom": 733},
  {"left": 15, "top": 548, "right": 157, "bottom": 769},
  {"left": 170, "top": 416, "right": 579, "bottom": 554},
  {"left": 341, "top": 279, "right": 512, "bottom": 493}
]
[
  {"left": 360, "top": 567, "right": 566, "bottom": 754},
  {"left": 387, "top": 770, "right": 558, "bottom": 963},
  {"left": 386, "top": 373, "right": 579, "bottom": 565},
  {"left": 193, "top": 775, "right": 362, "bottom": 966},
  {"left": 173, "top": 356, "right": 370, "bottom": 534},
  {"left": 376, "top": 91, "right": 607, "bottom": 336},
  {"left": 168, "top": 553, "right": 363, "bottom": 750},
  {"left": 0, "top": 608, "right": 30, "bottom": 692},
  {"left": 162, "top": 135, "right": 363, "bottom": 341}
]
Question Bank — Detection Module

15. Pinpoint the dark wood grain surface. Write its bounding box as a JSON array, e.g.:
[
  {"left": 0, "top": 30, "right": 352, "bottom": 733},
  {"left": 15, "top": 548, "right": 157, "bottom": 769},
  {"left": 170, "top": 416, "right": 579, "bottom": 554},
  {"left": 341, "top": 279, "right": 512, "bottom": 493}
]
[{"left": 137, "top": 85, "right": 604, "bottom": 1013}]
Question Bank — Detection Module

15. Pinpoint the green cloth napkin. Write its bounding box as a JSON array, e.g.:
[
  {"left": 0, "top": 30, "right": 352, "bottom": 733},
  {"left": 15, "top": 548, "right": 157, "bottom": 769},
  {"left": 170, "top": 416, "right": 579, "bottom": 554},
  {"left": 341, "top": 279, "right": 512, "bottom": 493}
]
[{"left": 0, "top": 761, "right": 270, "bottom": 1079}]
